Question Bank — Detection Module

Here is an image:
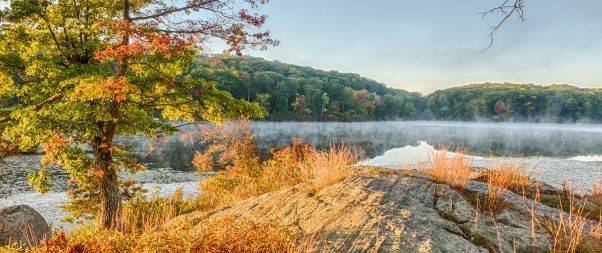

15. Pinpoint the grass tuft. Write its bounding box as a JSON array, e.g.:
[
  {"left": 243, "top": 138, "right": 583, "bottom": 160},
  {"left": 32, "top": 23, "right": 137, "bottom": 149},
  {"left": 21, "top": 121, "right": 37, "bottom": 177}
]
[
  {"left": 298, "top": 144, "right": 356, "bottom": 194},
  {"left": 531, "top": 185, "right": 602, "bottom": 253},
  {"left": 427, "top": 147, "right": 471, "bottom": 189},
  {"left": 485, "top": 163, "right": 532, "bottom": 209}
]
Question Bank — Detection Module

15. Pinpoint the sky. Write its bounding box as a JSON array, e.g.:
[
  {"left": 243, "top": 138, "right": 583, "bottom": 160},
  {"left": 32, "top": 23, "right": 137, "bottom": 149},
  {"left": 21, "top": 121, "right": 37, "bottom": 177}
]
[
  {"left": 206, "top": 0, "right": 602, "bottom": 94},
  {"left": 1, "top": 0, "right": 600, "bottom": 94}
]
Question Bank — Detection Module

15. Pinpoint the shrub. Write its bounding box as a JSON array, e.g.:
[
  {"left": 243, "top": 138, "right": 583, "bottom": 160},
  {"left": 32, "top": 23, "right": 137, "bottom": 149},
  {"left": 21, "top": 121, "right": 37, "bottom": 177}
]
[{"left": 192, "top": 121, "right": 261, "bottom": 176}]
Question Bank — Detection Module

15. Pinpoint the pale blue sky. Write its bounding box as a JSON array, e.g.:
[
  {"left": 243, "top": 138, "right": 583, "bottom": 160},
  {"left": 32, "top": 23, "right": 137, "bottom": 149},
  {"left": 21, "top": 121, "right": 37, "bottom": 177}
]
[
  {"left": 2, "top": 1, "right": 600, "bottom": 93},
  {"left": 206, "top": 0, "right": 602, "bottom": 93}
]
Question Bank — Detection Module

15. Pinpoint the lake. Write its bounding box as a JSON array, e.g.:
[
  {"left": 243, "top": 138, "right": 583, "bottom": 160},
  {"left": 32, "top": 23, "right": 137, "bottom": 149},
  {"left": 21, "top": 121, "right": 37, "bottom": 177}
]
[{"left": 1, "top": 121, "right": 601, "bottom": 228}]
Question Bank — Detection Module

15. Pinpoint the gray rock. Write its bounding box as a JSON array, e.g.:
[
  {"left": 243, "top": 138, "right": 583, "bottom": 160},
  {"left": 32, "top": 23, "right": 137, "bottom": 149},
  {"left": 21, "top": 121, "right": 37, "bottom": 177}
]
[
  {"left": 167, "top": 171, "right": 550, "bottom": 252},
  {"left": 0, "top": 205, "right": 51, "bottom": 247},
  {"left": 166, "top": 169, "right": 602, "bottom": 252}
]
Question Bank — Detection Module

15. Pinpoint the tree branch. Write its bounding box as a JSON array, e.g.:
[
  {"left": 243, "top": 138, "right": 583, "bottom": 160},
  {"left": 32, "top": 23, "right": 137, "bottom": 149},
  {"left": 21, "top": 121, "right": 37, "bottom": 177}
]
[
  {"left": 0, "top": 93, "right": 64, "bottom": 125},
  {"left": 131, "top": 0, "right": 219, "bottom": 21},
  {"left": 480, "top": 0, "right": 526, "bottom": 50},
  {"left": 33, "top": 93, "right": 64, "bottom": 111}
]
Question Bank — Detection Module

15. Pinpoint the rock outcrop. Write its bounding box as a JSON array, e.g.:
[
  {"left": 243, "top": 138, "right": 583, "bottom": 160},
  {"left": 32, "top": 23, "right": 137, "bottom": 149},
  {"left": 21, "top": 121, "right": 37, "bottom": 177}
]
[
  {"left": 0, "top": 205, "right": 51, "bottom": 247},
  {"left": 167, "top": 169, "right": 583, "bottom": 252}
]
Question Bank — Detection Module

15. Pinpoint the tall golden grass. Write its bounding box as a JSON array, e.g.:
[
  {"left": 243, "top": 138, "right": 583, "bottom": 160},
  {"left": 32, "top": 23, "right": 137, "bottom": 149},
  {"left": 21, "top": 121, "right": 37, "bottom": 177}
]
[
  {"left": 194, "top": 122, "right": 359, "bottom": 208},
  {"left": 299, "top": 144, "right": 357, "bottom": 194},
  {"left": 543, "top": 195, "right": 590, "bottom": 253},
  {"left": 426, "top": 147, "right": 471, "bottom": 189},
  {"left": 119, "top": 188, "right": 204, "bottom": 233},
  {"left": 25, "top": 217, "right": 293, "bottom": 253},
  {"left": 485, "top": 163, "right": 532, "bottom": 208},
  {"left": 526, "top": 184, "right": 602, "bottom": 253}
]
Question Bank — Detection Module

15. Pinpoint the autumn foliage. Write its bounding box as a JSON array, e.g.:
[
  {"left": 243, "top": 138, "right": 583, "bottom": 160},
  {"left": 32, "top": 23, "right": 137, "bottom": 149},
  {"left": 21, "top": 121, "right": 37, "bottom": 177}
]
[{"left": 0, "top": 0, "right": 275, "bottom": 229}]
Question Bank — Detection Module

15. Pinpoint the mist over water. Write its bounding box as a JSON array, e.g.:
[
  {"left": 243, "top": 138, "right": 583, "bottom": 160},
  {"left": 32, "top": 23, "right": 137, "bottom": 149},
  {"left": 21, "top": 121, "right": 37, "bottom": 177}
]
[
  {"left": 252, "top": 121, "right": 602, "bottom": 192},
  {"left": 125, "top": 121, "right": 602, "bottom": 171},
  {"left": 252, "top": 121, "right": 602, "bottom": 158}
]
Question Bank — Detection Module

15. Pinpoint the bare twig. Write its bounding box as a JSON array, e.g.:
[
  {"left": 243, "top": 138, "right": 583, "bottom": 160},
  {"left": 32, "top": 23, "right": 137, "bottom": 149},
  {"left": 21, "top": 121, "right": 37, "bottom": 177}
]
[{"left": 480, "top": 0, "right": 526, "bottom": 50}]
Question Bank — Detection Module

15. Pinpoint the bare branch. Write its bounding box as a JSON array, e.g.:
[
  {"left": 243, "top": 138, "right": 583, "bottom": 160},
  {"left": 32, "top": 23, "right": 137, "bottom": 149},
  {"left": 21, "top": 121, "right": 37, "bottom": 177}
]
[{"left": 480, "top": 0, "right": 526, "bottom": 50}]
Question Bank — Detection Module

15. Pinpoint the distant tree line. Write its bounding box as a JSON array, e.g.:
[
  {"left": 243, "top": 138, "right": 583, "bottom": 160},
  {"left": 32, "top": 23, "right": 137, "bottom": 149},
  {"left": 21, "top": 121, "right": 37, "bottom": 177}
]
[
  {"left": 191, "top": 54, "right": 602, "bottom": 123},
  {"left": 427, "top": 83, "right": 602, "bottom": 122}
]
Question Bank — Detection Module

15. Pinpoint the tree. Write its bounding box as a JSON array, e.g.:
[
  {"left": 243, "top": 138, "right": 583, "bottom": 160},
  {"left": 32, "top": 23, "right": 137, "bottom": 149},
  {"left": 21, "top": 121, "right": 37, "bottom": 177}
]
[
  {"left": 291, "top": 93, "right": 310, "bottom": 120},
  {"left": 319, "top": 92, "right": 329, "bottom": 120},
  {"left": 494, "top": 100, "right": 508, "bottom": 116},
  {"left": 256, "top": 93, "right": 271, "bottom": 111},
  {"left": 0, "top": 0, "right": 275, "bottom": 229},
  {"left": 268, "top": 81, "right": 287, "bottom": 113}
]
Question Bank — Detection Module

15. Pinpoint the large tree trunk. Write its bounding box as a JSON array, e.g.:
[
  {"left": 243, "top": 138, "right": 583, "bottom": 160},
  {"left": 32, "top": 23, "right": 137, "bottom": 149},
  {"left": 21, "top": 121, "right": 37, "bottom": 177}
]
[
  {"left": 94, "top": 141, "right": 122, "bottom": 230},
  {"left": 93, "top": 0, "right": 131, "bottom": 230},
  {"left": 99, "top": 164, "right": 121, "bottom": 230}
]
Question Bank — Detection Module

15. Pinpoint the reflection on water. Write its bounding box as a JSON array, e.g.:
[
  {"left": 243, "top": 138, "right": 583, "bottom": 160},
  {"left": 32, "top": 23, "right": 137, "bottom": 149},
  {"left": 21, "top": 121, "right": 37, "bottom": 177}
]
[
  {"left": 129, "top": 121, "right": 602, "bottom": 170},
  {"left": 253, "top": 121, "right": 602, "bottom": 158},
  {"left": 361, "top": 141, "right": 601, "bottom": 193},
  {"left": 568, "top": 155, "right": 602, "bottom": 162}
]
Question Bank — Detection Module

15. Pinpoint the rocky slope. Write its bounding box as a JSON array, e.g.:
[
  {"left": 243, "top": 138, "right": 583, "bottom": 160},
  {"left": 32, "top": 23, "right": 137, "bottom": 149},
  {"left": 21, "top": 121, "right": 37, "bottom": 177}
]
[{"left": 166, "top": 169, "right": 599, "bottom": 253}]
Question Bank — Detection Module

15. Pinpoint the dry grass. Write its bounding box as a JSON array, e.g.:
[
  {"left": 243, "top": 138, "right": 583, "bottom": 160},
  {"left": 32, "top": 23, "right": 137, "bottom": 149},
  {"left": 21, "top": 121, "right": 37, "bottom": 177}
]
[
  {"left": 196, "top": 122, "right": 358, "bottom": 209},
  {"left": 119, "top": 188, "right": 206, "bottom": 233},
  {"left": 485, "top": 163, "right": 532, "bottom": 208},
  {"left": 299, "top": 144, "right": 356, "bottom": 194},
  {"left": 543, "top": 196, "right": 590, "bottom": 253},
  {"left": 588, "top": 181, "right": 602, "bottom": 207},
  {"left": 427, "top": 147, "right": 471, "bottom": 189},
  {"left": 528, "top": 185, "right": 602, "bottom": 253},
  {"left": 15, "top": 217, "right": 293, "bottom": 253}
]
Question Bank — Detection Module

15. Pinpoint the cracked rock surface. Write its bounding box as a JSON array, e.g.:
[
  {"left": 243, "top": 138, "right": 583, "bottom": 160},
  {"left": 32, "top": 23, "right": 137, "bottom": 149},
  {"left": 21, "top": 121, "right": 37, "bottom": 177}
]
[{"left": 166, "top": 170, "right": 577, "bottom": 252}]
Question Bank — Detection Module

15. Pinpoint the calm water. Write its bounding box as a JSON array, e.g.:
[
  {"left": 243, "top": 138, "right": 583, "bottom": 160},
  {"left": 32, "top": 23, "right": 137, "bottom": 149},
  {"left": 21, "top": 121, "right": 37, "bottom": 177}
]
[
  {"left": 252, "top": 121, "right": 602, "bottom": 158},
  {"left": 251, "top": 121, "right": 602, "bottom": 192},
  {"left": 131, "top": 121, "right": 602, "bottom": 170}
]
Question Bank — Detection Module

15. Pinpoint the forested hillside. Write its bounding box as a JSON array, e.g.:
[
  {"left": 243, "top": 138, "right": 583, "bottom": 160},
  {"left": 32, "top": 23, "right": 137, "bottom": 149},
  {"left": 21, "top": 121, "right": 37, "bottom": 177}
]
[
  {"left": 427, "top": 83, "right": 602, "bottom": 122},
  {"left": 190, "top": 54, "right": 426, "bottom": 121},
  {"left": 190, "top": 54, "right": 602, "bottom": 122}
]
